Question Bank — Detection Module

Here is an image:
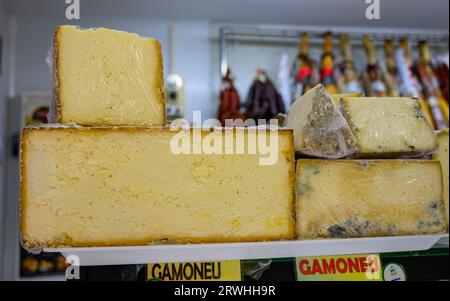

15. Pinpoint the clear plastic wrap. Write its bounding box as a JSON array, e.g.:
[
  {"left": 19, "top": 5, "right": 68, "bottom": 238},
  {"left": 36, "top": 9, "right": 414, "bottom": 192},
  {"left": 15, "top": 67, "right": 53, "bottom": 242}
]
[
  {"left": 242, "top": 259, "right": 272, "bottom": 280},
  {"left": 432, "top": 128, "right": 449, "bottom": 227},
  {"left": 48, "top": 25, "right": 165, "bottom": 126},
  {"left": 20, "top": 126, "right": 295, "bottom": 249},
  {"left": 296, "top": 159, "right": 448, "bottom": 239},
  {"left": 285, "top": 84, "right": 360, "bottom": 159},
  {"left": 46, "top": 46, "right": 57, "bottom": 123},
  {"left": 340, "top": 97, "right": 439, "bottom": 158}
]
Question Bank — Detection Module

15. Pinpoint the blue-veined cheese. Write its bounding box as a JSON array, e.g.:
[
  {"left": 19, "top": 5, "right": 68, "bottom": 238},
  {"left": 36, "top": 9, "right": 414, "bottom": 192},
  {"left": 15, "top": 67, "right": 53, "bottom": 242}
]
[
  {"left": 433, "top": 128, "right": 449, "bottom": 227},
  {"left": 296, "top": 159, "right": 447, "bottom": 239},
  {"left": 340, "top": 97, "right": 438, "bottom": 157},
  {"left": 285, "top": 84, "right": 359, "bottom": 158}
]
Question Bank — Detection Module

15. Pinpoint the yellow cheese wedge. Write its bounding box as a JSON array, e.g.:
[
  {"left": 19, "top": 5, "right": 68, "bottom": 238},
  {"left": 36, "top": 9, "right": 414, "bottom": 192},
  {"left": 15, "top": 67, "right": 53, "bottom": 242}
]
[
  {"left": 341, "top": 97, "right": 438, "bottom": 157},
  {"left": 20, "top": 127, "right": 295, "bottom": 248},
  {"left": 52, "top": 25, "right": 165, "bottom": 126},
  {"left": 296, "top": 159, "right": 447, "bottom": 239},
  {"left": 433, "top": 128, "right": 449, "bottom": 226}
]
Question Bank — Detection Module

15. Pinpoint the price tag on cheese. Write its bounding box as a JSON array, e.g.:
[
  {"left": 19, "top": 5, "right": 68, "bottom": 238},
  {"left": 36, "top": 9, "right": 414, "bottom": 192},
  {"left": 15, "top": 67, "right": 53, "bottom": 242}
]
[
  {"left": 147, "top": 260, "right": 241, "bottom": 281},
  {"left": 295, "top": 254, "right": 382, "bottom": 281}
]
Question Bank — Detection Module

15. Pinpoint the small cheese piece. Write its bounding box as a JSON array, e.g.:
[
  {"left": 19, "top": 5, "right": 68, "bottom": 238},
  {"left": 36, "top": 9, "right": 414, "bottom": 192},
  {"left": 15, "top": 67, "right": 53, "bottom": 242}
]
[
  {"left": 330, "top": 93, "right": 363, "bottom": 105},
  {"left": 53, "top": 25, "right": 165, "bottom": 126},
  {"left": 433, "top": 128, "right": 449, "bottom": 226},
  {"left": 296, "top": 159, "right": 447, "bottom": 239},
  {"left": 20, "top": 127, "right": 295, "bottom": 248},
  {"left": 341, "top": 97, "right": 438, "bottom": 157},
  {"left": 285, "top": 84, "right": 359, "bottom": 158}
]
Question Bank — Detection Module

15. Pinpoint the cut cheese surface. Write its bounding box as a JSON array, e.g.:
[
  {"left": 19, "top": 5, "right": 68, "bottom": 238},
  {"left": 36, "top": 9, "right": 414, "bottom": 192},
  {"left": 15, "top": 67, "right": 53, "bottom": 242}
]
[
  {"left": 20, "top": 127, "right": 295, "bottom": 248},
  {"left": 53, "top": 25, "right": 165, "bottom": 126},
  {"left": 341, "top": 97, "right": 438, "bottom": 157},
  {"left": 433, "top": 128, "right": 449, "bottom": 226},
  {"left": 330, "top": 92, "right": 363, "bottom": 105},
  {"left": 285, "top": 84, "right": 359, "bottom": 158},
  {"left": 296, "top": 159, "right": 446, "bottom": 239}
]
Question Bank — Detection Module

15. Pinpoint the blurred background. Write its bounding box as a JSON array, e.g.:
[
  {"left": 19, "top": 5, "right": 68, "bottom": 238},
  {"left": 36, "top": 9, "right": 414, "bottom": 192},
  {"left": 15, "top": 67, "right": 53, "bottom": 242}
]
[{"left": 0, "top": 0, "right": 448, "bottom": 280}]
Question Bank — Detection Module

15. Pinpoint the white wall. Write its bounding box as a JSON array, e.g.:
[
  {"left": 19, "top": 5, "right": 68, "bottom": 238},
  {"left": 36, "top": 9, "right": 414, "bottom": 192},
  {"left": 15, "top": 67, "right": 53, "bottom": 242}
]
[
  {"left": 172, "top": 21, "right": 213, "bottom": 119},
  {"left": 13, "top": 16, "right": 214, "bottom": 121}
]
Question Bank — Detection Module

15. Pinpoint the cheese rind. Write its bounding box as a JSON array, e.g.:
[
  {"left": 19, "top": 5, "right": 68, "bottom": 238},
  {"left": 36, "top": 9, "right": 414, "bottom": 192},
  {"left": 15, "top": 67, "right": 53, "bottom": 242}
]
[
  {"left": 433, "top": 128, "right": 449, "bottom": 227},
  {"left": 286, "top": 84, "right": 359, "bottom": 158},
  {"left": 341, "top": 97, "right": 438, "bottom": 157},
  {"left": 53, "top": 25, "right": 165, "bottom": 126},
  {"left": 20, "top": 127, "right": 295, "bottom": 248},
  {"left": 296, "top": 159, "right": 447, "bottom": 239}
]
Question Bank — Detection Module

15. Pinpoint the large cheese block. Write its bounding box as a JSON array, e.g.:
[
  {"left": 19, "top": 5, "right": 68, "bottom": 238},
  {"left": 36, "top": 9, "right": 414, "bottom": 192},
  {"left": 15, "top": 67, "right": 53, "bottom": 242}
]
[
  {"left": 341, "top": 97, "right": 438, "bottom": 157},
  {"left": 52, "top": 25, "right": 165, "bottom": 126},
  {"left": 285, "top": 84, "right": 359, "bottom": 158},
  {"left": 296, "top": 159, "right": 447, "bottom": 239},
  {"left": 20, "top": 127, "right": 295, "bottom": 248},
  {"left": 433, "top": 128, "right": 449, "bottom": 226}
]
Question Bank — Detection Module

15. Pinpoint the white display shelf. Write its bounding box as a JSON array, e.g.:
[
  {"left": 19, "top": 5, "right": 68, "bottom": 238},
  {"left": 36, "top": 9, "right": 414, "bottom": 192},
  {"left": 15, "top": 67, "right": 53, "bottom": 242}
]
[
  {"left": 44, "top": 234, "right": 449, "bottom": 266},
  {"left": 43, "top": 234, "right": 449, "bottom": 266}
]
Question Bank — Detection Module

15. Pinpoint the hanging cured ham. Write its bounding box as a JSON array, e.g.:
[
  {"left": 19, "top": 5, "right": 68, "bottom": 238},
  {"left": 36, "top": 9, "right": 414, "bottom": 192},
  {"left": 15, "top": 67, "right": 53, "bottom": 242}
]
[
  {"left": 218, "top": 69, "right": 241, "bottom": 125},
  {"left": 245, "top": 69, "right": 286, "bottom": 121}
]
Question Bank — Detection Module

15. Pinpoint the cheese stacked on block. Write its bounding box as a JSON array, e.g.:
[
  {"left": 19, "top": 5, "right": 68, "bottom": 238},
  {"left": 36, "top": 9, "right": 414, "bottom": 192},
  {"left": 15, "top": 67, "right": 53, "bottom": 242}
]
[
  {"left": 340, "top": 97, "right": 438, "bottom": 157},
  {"left": 20, "top": 127, "right": 296, "bottom": 248},
  {"left": 285, "top": 84, "right": 359, "bottom": 158},
  {"left": 52, "top": 25, "right": 165, "bottom": 126},
  {"left": 433, "top": 129, "right": 449, "bottom": 226},
  {"left": 296, "top": 159, "right": 447, "bottom": 239}
]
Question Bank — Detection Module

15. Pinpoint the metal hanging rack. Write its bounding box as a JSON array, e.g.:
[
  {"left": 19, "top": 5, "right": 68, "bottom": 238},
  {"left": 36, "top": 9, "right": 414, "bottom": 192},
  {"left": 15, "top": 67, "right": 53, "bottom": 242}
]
[{"left": 219, "top": 26, "right": 450, "bottom": 77}]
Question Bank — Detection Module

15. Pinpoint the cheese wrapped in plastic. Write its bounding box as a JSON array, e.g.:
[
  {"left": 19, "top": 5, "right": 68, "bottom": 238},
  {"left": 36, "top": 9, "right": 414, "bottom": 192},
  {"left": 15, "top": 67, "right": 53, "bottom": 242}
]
[
  {"left": 296, "top": 159, "right": 447, "bottom": 239},
  {"left": 285, "top": 84, "right": 359, "bottom": 158},
  {"left": 50, "top": 25, "right": 165, "bottom": 126},
  {"left": 340, "top": 97, "right": 438, "bottom": 158},
  {"left": 20, "top": 126, "right": 296, "bottom": 248},
  {"left": 432, "top": 128, "right": 449, "bottom": 227}
]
